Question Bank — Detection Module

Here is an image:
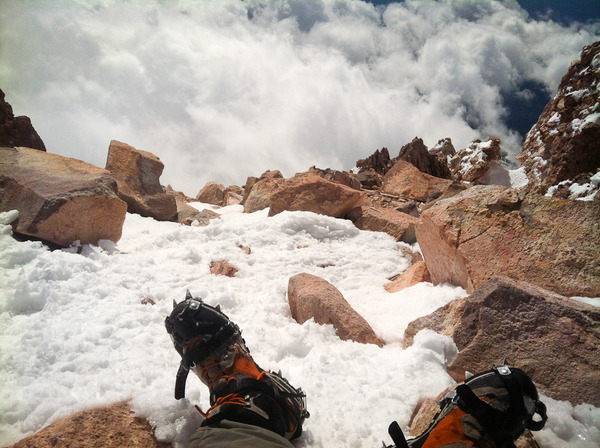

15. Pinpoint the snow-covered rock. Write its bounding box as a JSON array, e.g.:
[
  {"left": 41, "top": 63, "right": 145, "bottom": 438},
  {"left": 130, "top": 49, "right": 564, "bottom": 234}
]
[{"left": 518, "top": 41, "right": 600, "bottom": 197}]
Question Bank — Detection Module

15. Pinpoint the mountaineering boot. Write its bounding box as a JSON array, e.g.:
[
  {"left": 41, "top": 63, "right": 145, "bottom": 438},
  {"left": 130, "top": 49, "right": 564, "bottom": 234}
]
[
  {"left": 165, "top": 291, "right": 309, "bottom": 440},
  {"left": 387, "top": 364, "right": 548, "bottom": 448}
]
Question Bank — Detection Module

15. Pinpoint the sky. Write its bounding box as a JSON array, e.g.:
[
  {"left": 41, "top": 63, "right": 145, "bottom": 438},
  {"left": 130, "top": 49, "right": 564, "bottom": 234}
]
[
  {"left": 1, "top": 206, "right": 599, "bottom": 447},
  {"left": 1, "top": 0, "right": 599, "bottom": 195}
]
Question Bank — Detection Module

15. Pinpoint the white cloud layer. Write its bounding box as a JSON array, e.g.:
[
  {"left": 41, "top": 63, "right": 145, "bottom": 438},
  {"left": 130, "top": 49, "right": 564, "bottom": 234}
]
[{"left": 1, "top": 0, "right": 598, "bottom": 194}]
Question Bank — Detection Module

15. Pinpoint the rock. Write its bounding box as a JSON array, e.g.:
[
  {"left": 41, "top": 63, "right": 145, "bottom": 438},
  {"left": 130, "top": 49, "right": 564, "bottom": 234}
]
[
  {"left": 518, "top": 41, "right": 600, "bottom": 196},
  {"left": 210, "top": 260, "right": 238, "bottom": 277},
  {"left": 241, "top": 176, "right": 259, "bottom": 205},
  {"left": 416, "top": 185, "right": 600, "bottom": 297},
  {"left": 0, "top": 147, "right": 127, "bottom": 247},
  {"left": 429, "top": 138, "right": 456, "bottom": 165},
  {"left": 348, "top": 205, "right": 417, "bottom": 243},
  {"left": 268, "top": 173, "right": 366, "bottom": 218},
  {"left": 384, "top": 261, "right": 431, "bottom": 292},
  {"left": 224, "top": 186, "right": 244, "bottom": 206},
  {"left": 397, "top": 137, "right": 451, "bottom": 179},
  {"left": 404, "top": 277, "right": 600, "bottom": 406},
  {"left": 105, "top": 140, "right": 177, "bottom": 221},
  {"left": 420, "top": 181, "right": 470, "bottom": 211},
  {"left": 196, "top": 181, "right": 226, "bottom": 205},
  {"left": 356, "top": 147, "right": 392, "bottom": 175},
  {"left": 288, "top": 273, "right": 383, "bottom": 345},
  {"left": 8, "top": 401, "right": 169, "bottom": 448},
  {"left": 308, "top": 166, "right": 361, "bottom": 190},
  {"left": 354, "top": 168, "right": 382, "bottom": 190},
  {"left": 244, "top": 177, "right": 285, "bottom": 213},
  {"left": 0, "top": 88, "right": 46, "bottom": 151},
  {"left": 449, "top": 137, "right": 502, "bottom": 183},
  {"left": 382, "top": 160, "right": 453, "bottom": 203},
  {"left": 165, "top": 186, "right": 213, "bottom": 225}
]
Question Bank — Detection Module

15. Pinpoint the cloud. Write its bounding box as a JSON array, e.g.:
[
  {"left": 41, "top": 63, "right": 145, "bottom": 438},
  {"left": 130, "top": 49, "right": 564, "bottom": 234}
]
[{"left": 1, "top": 0, "right": 598, "bottom": 194}]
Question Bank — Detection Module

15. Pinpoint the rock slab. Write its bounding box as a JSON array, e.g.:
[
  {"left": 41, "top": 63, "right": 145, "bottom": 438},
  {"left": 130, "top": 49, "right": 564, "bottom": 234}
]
[
  {"left": 404, "top": 277, "right": 600, "bottom": 406},
  {"left": 288, "top": 273, "right": 382, "bottom": 345},
  {"left": 416, "top": 185, "right": 600, "bottom": 297},
  {"left": 0, "top": 147, "right": 127, "bottom": 246}
]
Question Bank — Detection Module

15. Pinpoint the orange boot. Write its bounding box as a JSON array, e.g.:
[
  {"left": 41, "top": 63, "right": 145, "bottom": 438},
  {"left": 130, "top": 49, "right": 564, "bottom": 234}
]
[
  {"left": 387, "top": 365, "right": 547, "bottom": 448},
  {"left": 165, "top": 291, "right": 309, "bottom": 440}
]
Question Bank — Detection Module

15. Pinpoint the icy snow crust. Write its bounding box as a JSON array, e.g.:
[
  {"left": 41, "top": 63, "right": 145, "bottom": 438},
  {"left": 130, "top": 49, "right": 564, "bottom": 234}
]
[{"left": 1, "top": 208, "right": 599, "bottom": 447}]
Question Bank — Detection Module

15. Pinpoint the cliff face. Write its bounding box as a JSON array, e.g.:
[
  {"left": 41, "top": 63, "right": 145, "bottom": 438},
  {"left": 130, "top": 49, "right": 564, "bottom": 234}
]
[
  {"left": 0, "top": 88, "right": 46, "bottom": 151},
  {"left": 518, "top": 41, "right": 600, "bottom": 196}
]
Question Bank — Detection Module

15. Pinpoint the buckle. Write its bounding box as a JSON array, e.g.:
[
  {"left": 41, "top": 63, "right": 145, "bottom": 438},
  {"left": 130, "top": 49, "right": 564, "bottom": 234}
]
[{"left": 494, "top": 364, "right": 512, "bottom": 376}]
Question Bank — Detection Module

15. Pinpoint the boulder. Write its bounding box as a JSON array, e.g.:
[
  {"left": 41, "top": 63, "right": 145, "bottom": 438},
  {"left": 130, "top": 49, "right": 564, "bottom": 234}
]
[
  {"left": 449, "top": 138, "right": 502, "bottom": 183},
  {"left": 268, "top": 174, "right": 366, "bottom": 218},
  {"left": 404, "top": 277, "right": 600, "bottom": 406},
  {"left": 244, "top": 177, "right": 285, "bottom": 213},
  {"left": 0, "top": 147, "right": 127, "bottom": 247},
  {"left": 196, "top": 181, "right": 226, "bottom": 205},
  {"left": 210, "top": 260, "right": 239, "bottom": 277},
  {"left": 416, "top": 185, "right": 600, "bottom": 297},
  {"left": 105, "top": 140, "right": 176, "bottom": 221},
  {"left": 384, "top": 261, "right": 431, "bottom": 292},
  {"left": 348, "top": 205, "right": 417, "bottom": 243},
  {"left": 0, "top": 88, "right": 46, "bottom": 151},
  {"left": 288, "top": 273, "right": 383, "bottom": 345},
  {"left": 354, "top": 168, "right": 382, "bottom": 190},
  {"left": 8, "top": 401, "right": 169, "bottom": 448},
  {"left": 224, "top": 186, "right": 244, "bottom": 206},
  {"left": 397, "top": 137, "right": 451, "bottom": 179},
  {"left": 518, "top": 41, "right": 600, "bottom": 196},
  {"left": 382, "top": 160, "right": 454, "bottom": 203}
]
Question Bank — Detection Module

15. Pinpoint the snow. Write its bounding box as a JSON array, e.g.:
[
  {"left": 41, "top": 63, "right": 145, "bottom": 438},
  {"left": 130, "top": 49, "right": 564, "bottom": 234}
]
[
  {"left": 546, "top": 172, "right": 600, "bottom": 201},
  {"left": 508, "top": 166, "right": 529, "bottom": 189},
  {"left": 1, "top": 208, "right": 599, "bottom": 448},
  {"left": 548, "top": 112, "right": 561, "bottom": 124}
]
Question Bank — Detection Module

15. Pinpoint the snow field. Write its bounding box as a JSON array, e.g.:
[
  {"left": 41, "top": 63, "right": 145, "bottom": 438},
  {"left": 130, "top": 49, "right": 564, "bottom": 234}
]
[{"left": 0, "top": 207, "right": 598, "bottom": 447}]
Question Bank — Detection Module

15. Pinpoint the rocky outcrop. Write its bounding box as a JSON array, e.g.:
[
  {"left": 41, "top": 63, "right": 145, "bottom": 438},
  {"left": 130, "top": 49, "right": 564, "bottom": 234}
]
[
  {"left": 429, "top": 138, "right": 456, "bottom": 165},
  {"left": 356, "top": 147, "right": 392, "bottom": 175},
  {"left": 0, "top": 89, "right": 46, "bottom": 151},
  {"left": 397, "top": 137, "right": 451, "bottom": 179},
  {"left": 196, "top": 181, "right": 226, "bottom": 205},
  {"left": 347, "top": 205, "right": 417, "bottom": 243},
  {"left": 0, "top": 147, "right": 127, "bottom": 247},
  {"left": 9, "top": 401, "right": 169, "bottom": 448},
  {"left": 416, "top": 185, "right": 600, "bottom": 297},
  {"left": 404, "top": 277, "right": 600, "bottom": 406},
  {"left": 518, "top": 41, "right": 600, "bottom": 196},
  {"left": 268, "top": 174, "right": 365, "bottom": 218},
  {"left": 384, "top": 261, "right": 431, "bottom": 293},
  {"left": 382, "top": 160, "right": 454, "bottom": 203},
  {"left": 105, "top": 140, "right": 177, "bottom": 222},
  {"left": 288, "top": 273, "right": 382, "bottom": 345},
  {"left": 449, "top": 138, "right": 502, "bottom": 183}
]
